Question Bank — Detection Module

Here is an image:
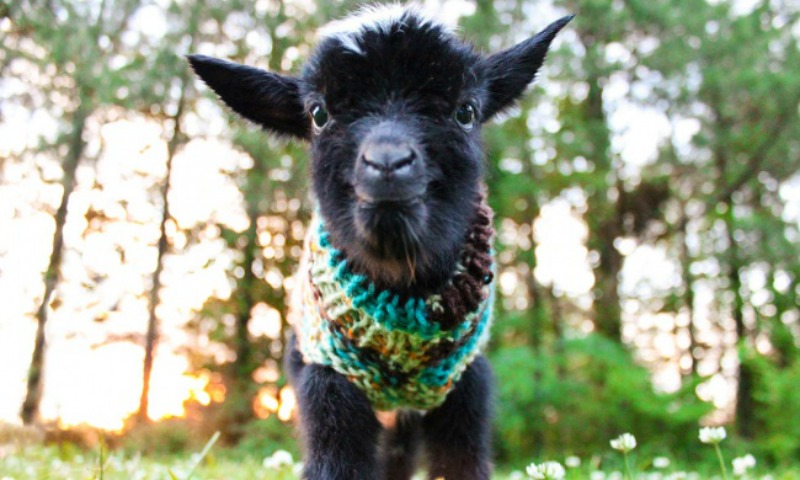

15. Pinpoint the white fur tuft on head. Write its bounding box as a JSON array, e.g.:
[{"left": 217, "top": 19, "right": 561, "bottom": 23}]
[{"left": 318, "top": 3, "right": 451, "bottom": 55}]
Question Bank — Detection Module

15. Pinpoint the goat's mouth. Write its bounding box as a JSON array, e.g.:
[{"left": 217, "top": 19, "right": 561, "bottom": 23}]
[
  {"left": 355, "top": 193, "right": 425, "bottom": 206},
  {"left": 352, "top": 176, "right": 428, "bottom": 206}
]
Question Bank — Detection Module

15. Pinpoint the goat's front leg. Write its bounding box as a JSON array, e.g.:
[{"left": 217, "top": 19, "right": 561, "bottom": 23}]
[
  {"left": 422, "top": 355, "right": 493, "bottom": 480},
  {"left": 295, "top": 362, "right": 382, "bottom": 480}
]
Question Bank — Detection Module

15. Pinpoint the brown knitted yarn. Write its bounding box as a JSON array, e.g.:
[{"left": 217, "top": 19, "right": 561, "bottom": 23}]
[{"left": 429, "top": 195, "right": 494, "bottom": 329}]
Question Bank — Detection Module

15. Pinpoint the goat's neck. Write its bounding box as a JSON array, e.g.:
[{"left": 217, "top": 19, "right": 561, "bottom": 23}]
[{"left": 316, "top": 198, "right": 494, "bottom": 329}]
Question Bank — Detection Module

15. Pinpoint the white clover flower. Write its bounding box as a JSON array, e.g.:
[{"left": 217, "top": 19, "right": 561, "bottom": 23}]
[
  {"left": 699, "top": 426, "right": 727, "bottom": 444},
  {"left": 590, "top": 472, "right": 606, "bottom": 480},
  {"left": 610, "top": 433, "right": 637, "bottom": 453},
  {"left": 732, "top": 454, "right": 756, "bottom": 476},
  {"left": 262, "top": 449, "right": 294, "bottom": 470},
  {"left": 526, "top": 461, "right": 566, "bottom": 479},
  {"left": 665, "top": 473, "right": 688, "bottom": 480},
  {"left": 565, "top": 455, "right": 581, "bottom": 468},
  {"left": 653, "top": 456, "right": 671, "bottom": 469}
]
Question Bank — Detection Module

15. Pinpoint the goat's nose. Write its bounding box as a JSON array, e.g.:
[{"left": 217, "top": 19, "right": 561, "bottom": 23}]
[{"left": 360, "top": 143, "right": 417, "bottom": 177}]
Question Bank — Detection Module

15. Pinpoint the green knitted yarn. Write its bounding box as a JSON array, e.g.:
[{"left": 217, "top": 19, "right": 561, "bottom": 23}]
[{"left": 294, "top": 214, "right": 495, "bottom": 411}]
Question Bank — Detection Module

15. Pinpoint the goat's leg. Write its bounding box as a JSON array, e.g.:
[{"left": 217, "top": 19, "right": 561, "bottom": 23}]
[
  {"left": 381, "top": 410, "right": 422, "bottom": 480},
  {"left": 291, "top": 356, "right": 382, "bottom": 480},
  {"left": 421, "top": 355, "right": 493, "bottom": 480}
]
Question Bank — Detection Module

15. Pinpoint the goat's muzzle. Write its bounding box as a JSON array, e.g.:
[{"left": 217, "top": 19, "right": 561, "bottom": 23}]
[
  {"left": 354, "top": 123, "right": 426, "bottom": 204},
  {"left": 351, "top": 122, "right": 428, "bottom": 263}
]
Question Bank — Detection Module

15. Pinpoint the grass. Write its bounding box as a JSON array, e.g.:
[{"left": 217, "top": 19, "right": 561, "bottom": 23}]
[{"left": 2, "top": 429, "right": 800, "bottom": 479}]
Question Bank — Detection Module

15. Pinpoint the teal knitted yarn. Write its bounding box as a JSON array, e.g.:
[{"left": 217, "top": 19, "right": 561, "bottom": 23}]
[{"left": 294, "top": 208, "right": 495, "bottom": 411}]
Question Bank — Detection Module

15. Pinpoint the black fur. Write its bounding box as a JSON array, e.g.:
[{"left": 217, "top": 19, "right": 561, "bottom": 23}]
[
  {"left": 186, "top": 55, "right": 310, "bottom": 139},
  {"left": 382, "top": 410, "right": 422, "bottom": 480},
  {"left": 482, "top": 14, "right": 575, "bottom": 119},
  {"left": 304, "top": 15, "right": 487, "bottom": 291},
  {"left": 422, "top": 356, "right": 494, "bottom": 480},
  {"left": 286, "top": 335, "right": 493, "bottom": 480},
  {"left": 191, "top": 9, "right": 571, "bottom": 480}
]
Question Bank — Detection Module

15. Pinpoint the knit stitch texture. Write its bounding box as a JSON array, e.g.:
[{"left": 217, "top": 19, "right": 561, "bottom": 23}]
[{"left": 294, "top": 202, "right": 496, "bottom": 410}]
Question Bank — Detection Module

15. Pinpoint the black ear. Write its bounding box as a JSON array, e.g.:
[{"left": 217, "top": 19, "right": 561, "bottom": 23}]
[
  {"left": 187, "top": 54, "right": 310, "bottom": 139},
  {"left": 482, "top": 15, "right": 574, "bottom": 120}
]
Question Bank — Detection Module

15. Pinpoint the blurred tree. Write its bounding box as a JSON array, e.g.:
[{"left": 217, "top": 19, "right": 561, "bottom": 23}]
[
  {"left": 467, "top": 0, "right": 714, "bottom": 458},
  {"left": 701, "top": 5, "right": 800, "bottom": 439},
  {"left": 635, "top": 0, "right": 800, "bottom": 438},
  {"left": 219, "top": 2, "right": 300, "bottom": 436},
  {"left": 553, "top": 0, "right": 624, "bottom": 342},
  {"left": 182, "top": 0, "right": 360, "bottom": 440},
  {"left": 462, "top": 0, "right": 562, "bottom": 454},
  {"left": 136, "top": 0, "right": 203, "bottom": 424},
  {"left": 4, "top": 0, "right": 142, "bottom": 425},
  {"left": 553, "top": 0, "right": 677, "bottom": 342}
]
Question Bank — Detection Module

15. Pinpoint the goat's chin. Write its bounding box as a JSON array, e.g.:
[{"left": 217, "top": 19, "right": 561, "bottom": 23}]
[{"left": 352, "top": 200, "right": 430, "bottom": 286}]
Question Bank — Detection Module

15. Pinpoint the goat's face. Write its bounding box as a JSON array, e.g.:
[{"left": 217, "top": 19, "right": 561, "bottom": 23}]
[
  {"left": 188, "top": 6, "right": 572, "bottom": 289},
  {"left": 303, "top": 13, "right": 487, "bottom": 287}
]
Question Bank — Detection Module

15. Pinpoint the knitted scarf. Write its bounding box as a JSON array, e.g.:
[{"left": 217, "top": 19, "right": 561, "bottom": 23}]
[{"left": 294, "top": 199, "right": 495, "bottom": 411}]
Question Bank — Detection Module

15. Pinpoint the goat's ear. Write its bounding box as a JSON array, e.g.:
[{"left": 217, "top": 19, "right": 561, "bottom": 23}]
[
  {"left": 482, "top": 15, "right": 574, "bottom": 121},
  {"left": 187, "top": 54, "right": 310, "bottom": 139}
]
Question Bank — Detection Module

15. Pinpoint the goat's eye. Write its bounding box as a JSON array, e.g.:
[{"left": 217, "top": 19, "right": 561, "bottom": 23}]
[
  {"left": 310, "top": 104, "right": 329, "bottom": 130},
  {"left": 454, "top": 103, "right": 475, "bottom": 130}
]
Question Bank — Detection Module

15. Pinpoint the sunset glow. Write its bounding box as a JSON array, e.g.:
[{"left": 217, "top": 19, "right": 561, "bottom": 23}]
[{"left": 1, "top": 114, "right": 301, "bottom": 431}]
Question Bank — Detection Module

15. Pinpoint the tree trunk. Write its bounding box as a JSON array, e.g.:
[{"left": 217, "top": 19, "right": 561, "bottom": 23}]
[
  {"left": 710, "top": 89, "right": 756, "bottom": 438},
  {"left": 724, "top": 203, "right": 755, "bottom": 439},
  {"left": 234, "top": 204, "right": 260, "bottom": 380},
  {"left": 593, "top": 229, "right": 623, "bottom": 340},
  {"left": 217, "top": 152, "right": 270, "bottom": 441},
  {"left": 21, "top": 94, "right": 92, "bottom": 425},
  {"left": 230, "top": 204, "right": 259, "bottom": 432},
  {"left": 136, "top": 93, "right": 188, "bottom": 423},
  {"left": 219, "top": 3, "right": 289, "bottom": 438},
  {"left": 233, "top": 156, "right": 267, "bottom": 384},
  {"left": 678, "top": 214, "right": 699, "bottom": 375},
  {"left": 582, "top": 51, "right": 622, "bottom": 341},
  {"left": 548, "top": 285, "right": 568, "bottom": 444},
  {"left": 136, "top": 1, "right": 200, "bottom": 422},
  {"left": 524, "top": 215, "right": 547, "bottom": 456}
]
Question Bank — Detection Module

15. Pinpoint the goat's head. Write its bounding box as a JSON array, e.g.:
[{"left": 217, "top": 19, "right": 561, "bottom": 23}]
[{"left": 189, "top": 6, "right": 571, "bottom": 290}]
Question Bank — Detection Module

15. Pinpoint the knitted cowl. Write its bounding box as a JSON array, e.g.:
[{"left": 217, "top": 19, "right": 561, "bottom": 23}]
[{"left": 294, "top": 199, "right": 495, "bottom": 411}]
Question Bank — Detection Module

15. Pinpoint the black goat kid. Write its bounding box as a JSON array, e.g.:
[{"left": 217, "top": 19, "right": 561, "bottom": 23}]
[{"left": 189, "top": 6, "right": 571, "bottom": 479}]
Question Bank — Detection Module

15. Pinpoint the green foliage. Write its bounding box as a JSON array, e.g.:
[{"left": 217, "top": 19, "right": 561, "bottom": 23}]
[
  {"left": 492, "top": 334, "right": 712, "bottom": 464},
  {"left": 233, "top": 416, "right": 299, "bottom": 460},
  {"left": 121, "top": 418, "right": 201, "bottom": 455},
  {"left": 747, "top": 346, "right": 800, "bottom": 463},
  {"left": 181, "top": 431, "right": 220, "bottom": 480}
]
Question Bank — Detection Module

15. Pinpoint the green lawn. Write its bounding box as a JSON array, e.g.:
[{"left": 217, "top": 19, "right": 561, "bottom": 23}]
[{"left": 1, "top": 443, "right": 799, "bottom": 480}]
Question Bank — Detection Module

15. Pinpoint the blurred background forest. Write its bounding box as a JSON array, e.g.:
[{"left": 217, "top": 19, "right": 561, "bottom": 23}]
[{"left": 2, "top": 0, "right": 800, "bottom": 472}]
